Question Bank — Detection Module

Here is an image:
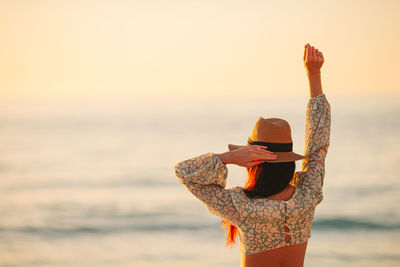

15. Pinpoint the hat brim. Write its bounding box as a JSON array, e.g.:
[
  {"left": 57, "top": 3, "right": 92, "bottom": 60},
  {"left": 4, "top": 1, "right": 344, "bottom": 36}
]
[{"left": 228, "top": 144, "right": 308, "bottom": 163}]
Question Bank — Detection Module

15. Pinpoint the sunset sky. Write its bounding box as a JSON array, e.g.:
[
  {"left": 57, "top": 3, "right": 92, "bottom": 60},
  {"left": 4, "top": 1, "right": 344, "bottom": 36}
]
[{"left": 1, "top": 0, "right": 399, "bottom": 101}]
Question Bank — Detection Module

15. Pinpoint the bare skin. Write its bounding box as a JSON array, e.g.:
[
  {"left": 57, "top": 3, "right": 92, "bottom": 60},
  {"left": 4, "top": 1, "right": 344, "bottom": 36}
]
[
  {"left": 304, "top": 43, "right": 324, "bottom": 98},
  {"left": 216, "top": 43, "right": 324, "bottom": 267}
]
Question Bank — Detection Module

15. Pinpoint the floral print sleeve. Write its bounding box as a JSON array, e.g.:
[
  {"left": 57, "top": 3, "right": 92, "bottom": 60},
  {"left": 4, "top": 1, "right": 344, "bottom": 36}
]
[
  {"left": 300, "top": 93, "right": 331, "bottom": 200},
  {"left": 174, "top": 152, "right": 241, "bottom": 226}
]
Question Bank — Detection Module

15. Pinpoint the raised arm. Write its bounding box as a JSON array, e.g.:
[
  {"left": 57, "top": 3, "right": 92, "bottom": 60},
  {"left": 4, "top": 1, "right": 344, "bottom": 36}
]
[
  {"left": 304, "top": 43, "right": 324, "bottom": 98},
  {"left": 299, "top": 44, "right": 331, "bottom": 202},
  {"left": 174, "top": 148, "right": 277, "bottom": 225},
  {"left": 174, "top": 152, "right": 241, "bottom": 226}
]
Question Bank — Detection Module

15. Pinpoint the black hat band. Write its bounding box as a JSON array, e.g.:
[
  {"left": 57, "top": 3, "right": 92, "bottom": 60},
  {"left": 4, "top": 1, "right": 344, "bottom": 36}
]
[{"left": 248, "top": 138, "right": 293, "bottom": 152}]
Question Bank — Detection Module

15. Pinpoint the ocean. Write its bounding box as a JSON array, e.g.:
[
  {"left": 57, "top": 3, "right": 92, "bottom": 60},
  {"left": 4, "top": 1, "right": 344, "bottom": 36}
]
[{"left": 0, "top": 94, "right": 399, "bottom": 266}]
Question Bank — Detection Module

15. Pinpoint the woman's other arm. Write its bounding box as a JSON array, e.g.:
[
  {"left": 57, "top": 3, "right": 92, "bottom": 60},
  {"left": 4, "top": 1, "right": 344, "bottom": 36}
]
[
  {"left": 299, "top": 44, "right": 331, "bottom": 202},
  {"left": 174, "top": 147, "right": 277, "bottom": 224},
  {"left": 304, "top": 43, "right": 324, "bottom": 98},
  {"left": 174, "top": 152, "right": 241, "bottom": 225}
]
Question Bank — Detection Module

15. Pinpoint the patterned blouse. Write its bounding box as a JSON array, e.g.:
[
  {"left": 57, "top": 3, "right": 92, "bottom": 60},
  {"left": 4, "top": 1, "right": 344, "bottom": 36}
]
[{"left": 174, "top": 93, "right": 331, "bottom": 255}]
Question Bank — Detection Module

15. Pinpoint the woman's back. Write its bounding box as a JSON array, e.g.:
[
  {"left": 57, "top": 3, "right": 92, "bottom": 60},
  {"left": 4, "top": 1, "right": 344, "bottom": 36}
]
[
  {"left": 241, "top": 185, "right": 307, "bottom": 267},
  {"left": 241, "top": 241, "right": 308, "bottom": 267}
]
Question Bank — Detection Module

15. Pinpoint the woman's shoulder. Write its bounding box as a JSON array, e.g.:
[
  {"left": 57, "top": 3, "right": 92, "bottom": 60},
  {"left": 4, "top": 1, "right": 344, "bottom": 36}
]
[
  {"left": 228, "top": 186, "right": 246, "bottom": 198},
  {"left": 227, "top": 187, "right": 249, "bottom": 205}
]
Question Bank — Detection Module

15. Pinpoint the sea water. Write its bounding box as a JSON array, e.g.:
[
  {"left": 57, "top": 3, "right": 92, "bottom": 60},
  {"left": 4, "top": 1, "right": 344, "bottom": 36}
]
[{"left": 0, "top": 94, "right": 399, "bottom": 267}]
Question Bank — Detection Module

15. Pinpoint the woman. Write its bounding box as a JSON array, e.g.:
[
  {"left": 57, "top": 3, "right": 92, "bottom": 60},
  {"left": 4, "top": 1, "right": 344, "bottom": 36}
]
[{"left": 174, "top": 43, "right": 331, "bottom": 267}]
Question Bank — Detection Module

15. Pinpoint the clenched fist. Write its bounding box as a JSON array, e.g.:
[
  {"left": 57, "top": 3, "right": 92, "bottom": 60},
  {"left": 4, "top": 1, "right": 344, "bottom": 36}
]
[{"left": 303, "top": 43, "right": 324, "bottom": 76}]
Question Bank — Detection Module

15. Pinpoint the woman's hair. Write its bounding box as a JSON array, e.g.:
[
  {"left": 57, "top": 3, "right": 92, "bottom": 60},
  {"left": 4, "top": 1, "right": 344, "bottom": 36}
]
[{"left": 221, "top": 161, "right": 296, "bottom": 248}]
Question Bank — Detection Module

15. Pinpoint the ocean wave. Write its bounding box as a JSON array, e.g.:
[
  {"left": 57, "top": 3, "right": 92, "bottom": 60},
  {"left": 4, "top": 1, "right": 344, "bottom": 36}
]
[
  {"left": 0, "top": 223, "right": 217, "bottom": 236},
  {"left": 2, "top": 179, "right": 178, "bottom": 190},
  {"left": 1, "top": 217, "right": 398, "bottom": 237},
  {"left": 312, "top": 217, "right": 400, "bottom": 230}
]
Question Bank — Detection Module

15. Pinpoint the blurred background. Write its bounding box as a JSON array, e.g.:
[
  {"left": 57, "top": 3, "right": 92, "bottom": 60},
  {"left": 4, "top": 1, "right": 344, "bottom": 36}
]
[{"left": 1, "top": 0, "right": 399, "bottom": 266}]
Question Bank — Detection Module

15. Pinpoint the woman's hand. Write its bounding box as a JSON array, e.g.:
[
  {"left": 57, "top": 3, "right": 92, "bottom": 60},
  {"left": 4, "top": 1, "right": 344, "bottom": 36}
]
[
  {"left": 303, "top": 43, "right": 324, "bottom": 98},
  {"left": 216, "top": 145, "right": 277, "bottom": 167},
  {"left": 303, "top": 43, "right": 324, "bottom": 76}
]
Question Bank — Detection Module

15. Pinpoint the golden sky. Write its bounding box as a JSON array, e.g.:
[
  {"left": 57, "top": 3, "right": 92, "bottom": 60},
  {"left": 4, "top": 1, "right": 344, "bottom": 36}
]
[{"left": 1, "top": 0, "right": 399, "bottom": 101}]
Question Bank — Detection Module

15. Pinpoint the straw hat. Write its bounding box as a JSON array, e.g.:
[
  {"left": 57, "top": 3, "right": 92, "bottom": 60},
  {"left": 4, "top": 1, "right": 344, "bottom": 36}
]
[{"left": 228, "top": 117, "right": 307, "bottom": 163}]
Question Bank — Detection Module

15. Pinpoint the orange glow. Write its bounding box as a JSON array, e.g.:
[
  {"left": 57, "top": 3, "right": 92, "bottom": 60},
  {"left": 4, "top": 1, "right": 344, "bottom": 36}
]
[{"left": 1, "top": 0, "right": 399, "bottom": 102}]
